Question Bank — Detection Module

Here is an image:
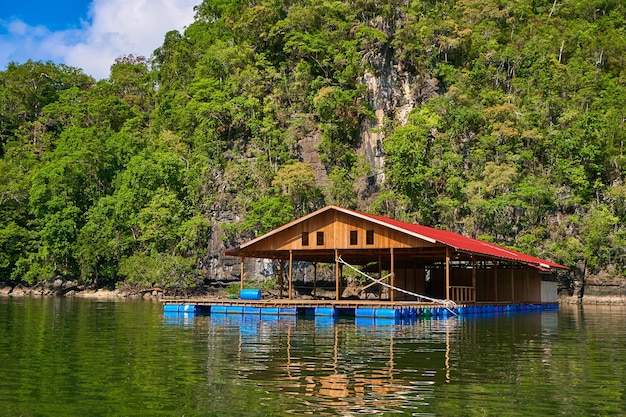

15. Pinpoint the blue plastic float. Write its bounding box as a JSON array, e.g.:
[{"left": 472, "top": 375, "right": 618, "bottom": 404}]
[{"left": 239, "top": 289, "right": 262, "bottom": 300}]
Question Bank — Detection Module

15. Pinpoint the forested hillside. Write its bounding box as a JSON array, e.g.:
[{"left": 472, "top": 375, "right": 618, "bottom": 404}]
[{"left": 1, "top": 0, "right": 625, "bottom": 292}]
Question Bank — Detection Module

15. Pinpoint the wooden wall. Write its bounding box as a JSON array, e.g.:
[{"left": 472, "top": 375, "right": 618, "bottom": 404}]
[
  {"left": 392, "top": 265, "right": 543, "bottom": 303},
  {"left": 474, "top": 267, "right": 541, "bottom": 302},
  {"left": 392, "top": 266, "right": 427, "bottom": 301},
  {"left": 245, "top": 210, "right": 436, "bottom": 252}
]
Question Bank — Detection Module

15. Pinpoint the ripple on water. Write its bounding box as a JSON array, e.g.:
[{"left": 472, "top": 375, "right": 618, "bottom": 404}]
[{"left": 2, "top": 300, "right": 626, "bottom": 416}]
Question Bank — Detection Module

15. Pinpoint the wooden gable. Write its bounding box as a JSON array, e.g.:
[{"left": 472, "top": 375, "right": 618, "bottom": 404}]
[{"left": 238, "top": 208, "right": 438, "bottom": 253}]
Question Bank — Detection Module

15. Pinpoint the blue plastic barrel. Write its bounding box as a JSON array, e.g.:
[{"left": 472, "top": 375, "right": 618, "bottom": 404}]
[
  {"left": 279, "top": 307, "right": 298, "bottom": 315},
  {"left": 163, "top": 304, "right": 179, "bottom": 313},
  {"left": 210, "top": 305, "right": 227, "bottom": 314},
  {"left": 243, "top": 306, "right": 261, "bottom": 315},
  {"left": 315, "top": 307, "right": 337, "bottom": 316},
  {"left": 375, "top": 308, "right": 398, "bottom": 319},
  {"left": 239, "top": 288, "right": 262, "bottom": 300},
  {"left": 225, "top": 305, "right": 244, "bottom": 314},
  {"left": 355, "top": 308, "right": 376, "bottom": 318},
  {"left": 181, "top": 304, "right": 197, "bottom": 313}
]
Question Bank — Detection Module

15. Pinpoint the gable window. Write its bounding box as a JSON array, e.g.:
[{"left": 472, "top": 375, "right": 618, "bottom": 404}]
[
  {"left": 301, "top": 232, "right": 309, "bottom": 246},
  {"left": 366, "top": 230, "right": 374, "bottom": 245},
  {"left": 316, "top": 231, "right": 324, "bottom": 246},
  {"left": 349, "top": 230, "right": 358, "bottom": 245}
]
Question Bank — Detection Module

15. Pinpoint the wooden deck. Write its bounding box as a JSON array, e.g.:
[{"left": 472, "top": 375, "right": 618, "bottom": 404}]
[
  {"left": 163, "top": 297, "right": 449, "bottom": 309},
  {"left": 163, "top": 297, "right": 559, "bottom": 319}
]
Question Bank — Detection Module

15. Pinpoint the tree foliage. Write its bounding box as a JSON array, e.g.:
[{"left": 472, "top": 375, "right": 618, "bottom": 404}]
[{"left": 1, "top": 0, "right": 625, "bottom": 287}]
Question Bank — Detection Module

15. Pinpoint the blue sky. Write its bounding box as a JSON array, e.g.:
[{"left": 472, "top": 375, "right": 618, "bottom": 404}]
[
  {"left": 0, "top": 0, "right": 198, "bottom": 79},
  {"left": 2, "top": 0, "right": 90, "bottom": 31}
]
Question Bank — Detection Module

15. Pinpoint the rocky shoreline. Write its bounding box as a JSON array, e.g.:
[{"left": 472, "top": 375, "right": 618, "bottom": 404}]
[
  {"left": 1, "top": 278, "right": 625, "bottom": 305},
  {"left": 560, "top": 275, "right": 626, "bottom": 305},
  {"left": 0, "top": 278, "right": 225, "bottom": 300}
]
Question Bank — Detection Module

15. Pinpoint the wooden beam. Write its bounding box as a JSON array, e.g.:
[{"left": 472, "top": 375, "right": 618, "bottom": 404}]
[
  {"left": 510, "top": 262, "right": 515, "bottom": 302},
  {"left": 494, "top": 262, "right": 498, "bottom": 302},
  {"left": 279, "top": 259, "right": 284, "bottom": 299},
  {"left": 378, "top": 254, "right": 382, "bottom": 300},
  {"left": 390, "top": 248, "right": 395, "bottom": 302},
  {"left": 313, "top": 262, "right": 317, "bottom": 298},
  {"left": 480, "top": 261, "right": 485, "bottom": 301},
  {"left": 339, "top": 263, "right": 343, "bottom": 299},
  {"left": 335, "top": 249, "right": 340, "bottom": 301},
  {"left": 289, "top": 250, "right": 293, "bottom": 300},
  {"left": 471, "top": 256, "right": 477, "bottom": 303},
  {"left": 361, "top": 272, "right": 394, "bottom": 291},
  {"left": 445, "top": 248, "right": 450, "bottom": 301},
  {"left": 240, "top": 256, "right": 245, "bottom": 291},
  {"left": 525, "top": 268, "right": 529, "bottom": 302}
]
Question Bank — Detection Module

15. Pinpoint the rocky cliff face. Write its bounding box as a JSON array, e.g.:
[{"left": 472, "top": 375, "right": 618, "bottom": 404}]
[
  {"left": 357, "top": 66, "right": 441, "bottom": 206},
  {"left": 560, "top": 270, "right": 626, "bottom": 305},
  {"left": 203, "top": 33, "right": 445, "bottom": 284}
]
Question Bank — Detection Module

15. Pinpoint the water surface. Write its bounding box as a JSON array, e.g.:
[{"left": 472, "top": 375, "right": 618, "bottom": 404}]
[{"left": 0, "top": 298, "right": 624, "bottom": 416}]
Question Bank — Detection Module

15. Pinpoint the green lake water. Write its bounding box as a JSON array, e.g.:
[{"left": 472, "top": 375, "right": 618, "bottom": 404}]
[{"left": 0, "top": 298, "right": 624, "bottom": 416}]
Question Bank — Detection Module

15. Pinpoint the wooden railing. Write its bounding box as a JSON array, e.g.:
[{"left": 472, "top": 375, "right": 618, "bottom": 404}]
[{"left": 450, "top": 286, "right": 476, "bottom": 304}]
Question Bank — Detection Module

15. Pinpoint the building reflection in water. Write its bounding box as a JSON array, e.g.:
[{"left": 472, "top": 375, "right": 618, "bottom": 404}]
[
  {"left": 208, "top": 313, "right": 462, "bottom": 413},
  {"left": 201, "top": 309, "right": 561, "bottom": 415}
]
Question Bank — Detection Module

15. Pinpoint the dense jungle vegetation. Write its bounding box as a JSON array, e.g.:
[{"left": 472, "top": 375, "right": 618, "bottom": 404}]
[{"left": 1, "top": 0, "right": 625, "bottom": 289}]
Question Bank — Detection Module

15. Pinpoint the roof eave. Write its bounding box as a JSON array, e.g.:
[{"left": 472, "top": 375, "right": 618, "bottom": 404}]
[
  {"left": 237, "top": 205, "right": 335, "bottom": 250},
  {"left": 335, "top": 206, "right": 438, "bottom": 244}
]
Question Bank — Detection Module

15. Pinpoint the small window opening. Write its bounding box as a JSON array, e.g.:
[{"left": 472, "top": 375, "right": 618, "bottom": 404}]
[
  {"left": 366, "top": 230, "right": 374, "bottom": 245},
  {"left": 350, "top": 230, "right": 358, "bottom": 245},
  {"left": 316, "top": 231, "right": 324, "bottom": 246},
  {"left": 301, "top": 232, "right": 309, "bottom": 246}
]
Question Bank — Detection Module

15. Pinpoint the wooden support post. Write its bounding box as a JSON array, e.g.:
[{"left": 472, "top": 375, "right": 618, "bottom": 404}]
[
  {"left": 510, "top": 262, "right": 515, "bottom": 302},
  {"left": 525, "top": 268, "right": 530, "bottom": 302},
  {"left": 378, "top": 254, "right": 382, "bottom": 300},
  {"left": 494, "top": 262, "right": 498, "bottom": 302},
  {"left": 279, "top": 259, "right": 284, "bottom": 299},
  {"left": 335, "top": 249, "right": 340, "bottom": 301},
  {"left": 445, "top": 248, "right": 450, "bottom": 301},
  {"left": 472, "top": 256, "right": 477, "bottom": 303},
  {"left": 313, "top": 262, "right": 317, "bottom": 298},
  {"left": 413, "top": 257, "right": 418, "bottom": 298},
  {"left": 289, "top": 250, "right": 293, "bottom": 300},
  {"left": 481, "top": 261, "right": 485, "bottom": 300},
  {"left": 240, "top": 256, "right": 245, "bottom": 291},
  {"left": 339, "top": 263, "right": 343, "bottom": 298},
  {"left": 390, "top": 248, "right": 395, "bottom": 302}
]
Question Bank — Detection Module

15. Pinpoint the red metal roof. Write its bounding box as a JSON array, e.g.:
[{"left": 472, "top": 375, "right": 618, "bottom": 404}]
[
  {"left": 231, "top": 205, "right": 568, "bottom": 271},
  {"left": 342, "top": 207, "right": 568, "bottom": 270}
]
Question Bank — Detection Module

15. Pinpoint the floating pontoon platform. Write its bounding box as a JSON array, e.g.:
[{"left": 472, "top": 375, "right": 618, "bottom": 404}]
[{"left": 162, "top": 298, "right": 558, "bottom": 320}]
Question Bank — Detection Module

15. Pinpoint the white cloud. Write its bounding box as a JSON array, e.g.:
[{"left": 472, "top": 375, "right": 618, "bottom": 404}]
[{"left": 0, "top": 0, "right": 198, "bottom": 79}]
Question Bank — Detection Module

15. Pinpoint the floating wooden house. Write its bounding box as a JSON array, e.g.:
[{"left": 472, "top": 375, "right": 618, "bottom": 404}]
[{"left": 225, "top": 205, "right": 568, "bottom": 306}]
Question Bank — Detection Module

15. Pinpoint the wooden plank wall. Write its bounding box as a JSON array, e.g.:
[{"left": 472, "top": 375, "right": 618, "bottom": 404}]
[
  {"left": 248, "top": 211, "right": 435, "bottom": 252},
  {"left": 392, "top": 266, "right": 427, "bottom": 301},
  {"left": 473, "top": 267, "right": 541, "bottom": 302},
  {"left": 392, "top": 266, "right": 542, "bottom": 303}
]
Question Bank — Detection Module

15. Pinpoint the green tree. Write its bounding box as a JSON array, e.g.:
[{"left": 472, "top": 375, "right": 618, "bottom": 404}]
[
  {"left": 0, "top": 61, "right": 93, "bottom": 155},
  {"left": 272, "top": 162, "right": 324, "bottom": 216},
  {"left": 581, "top": 205, "right": 619, "bottom": 274},
  {"left": 230, "top": 195, "right": 295, "bottom": 237},
  {"left": 2, "top": 0, "right": 626, "bottom": 289},
  {"left": 118, "top": 252, "right": 196, "bottom": 288}
]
